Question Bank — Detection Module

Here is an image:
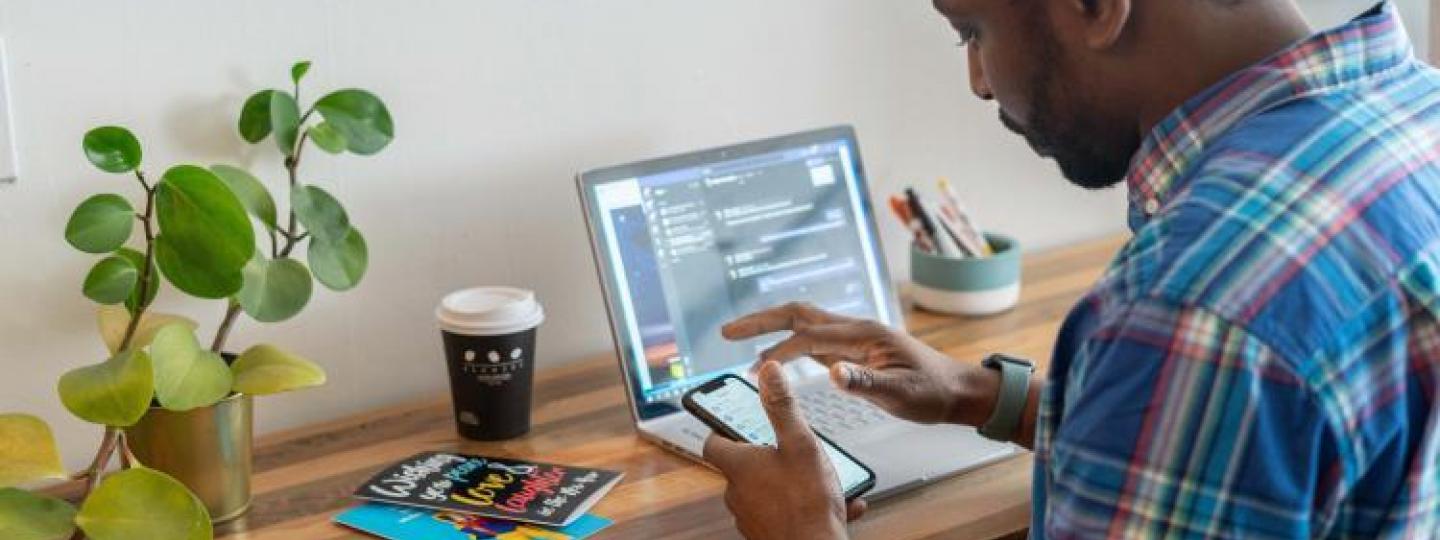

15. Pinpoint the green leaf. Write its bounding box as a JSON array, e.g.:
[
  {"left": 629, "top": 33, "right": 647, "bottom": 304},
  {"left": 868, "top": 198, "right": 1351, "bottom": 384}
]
[
  {"left": 270, "top": 90, "right": 301, "bottom": 157},
  {"left": 232, "top": 344, "right": 326, "bottom": 395},
  {"left": 309, "top": 227, "right": 367, "bottom": 291},
  {"left": 57, "top": 350, "right": 154, "bottom": 427},
  {"left": 98, "top": 307, "right": 197, "bottom": 355},
  {"left": 65, "top": 194, "right": 135, "bottom": 254},
  {"left": 148, "top": 324, "right": 233, "bottom": 412},
  {"left": 83, "top": 255, "right": 139, "bottom": 305},
  {"left": 237, "top": 255, "right": 313, "bottom": 323},
  {"left": 209, "top": 164, "right": 277, "bottom": 231},
  {"left": 154, "top": 165, "right": 254, "bottom": 299},
  {"left": 0, "top": 415, "right": 66, "bottom": 487},
  {"left": 75, "top": 468, "right": 211, "bottom": 540},
  {"left": 307, "top": 122, "right": 346, "bottom": 154},
  {"left": 115, "top": 248, "right": 158, "bottom": 314},
  {"left": 237, "top": 90, "right": 275, "bottom": 144},
  {"left": 0, "top": 488, "right": 77, "bottom": 540},
  {"left": 154, "top": 236, "right": 245, "bottom": 299},
  {"left": 83, "top": 126, "right": 143, "bottom": 173},
  {"left": 291, "top": 61, "right": 312, "bottom": 85},
  {"left": 290, "top": 184, "right": 350, "bottom": 244},
  {"left": 314, "top": 89, "right": 393, "bottom": 155}
]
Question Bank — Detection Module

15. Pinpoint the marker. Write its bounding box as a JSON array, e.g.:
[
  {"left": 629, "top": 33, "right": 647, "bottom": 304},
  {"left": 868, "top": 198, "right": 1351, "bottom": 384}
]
[
  {"left": 905, "top": 188, "right": 964, "bottom": 256},
  {"left": 889, "top": 195, "right": 935, "bottom": 253},
  {"left": 904, "top": 188, "right": 944, "bottom": 255}
]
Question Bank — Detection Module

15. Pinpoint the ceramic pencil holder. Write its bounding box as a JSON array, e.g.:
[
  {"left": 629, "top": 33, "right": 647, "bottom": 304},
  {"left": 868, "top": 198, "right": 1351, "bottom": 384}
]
[{"left": 910, "top": 233, "right": 1021, "bottom": 316}]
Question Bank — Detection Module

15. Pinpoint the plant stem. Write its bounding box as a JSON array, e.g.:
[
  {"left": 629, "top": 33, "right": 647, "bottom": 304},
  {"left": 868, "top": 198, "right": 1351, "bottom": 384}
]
[
  {"left": 69, "top": 428, "right": 119, "bottom": 500},
  {"left": 279, "top": 130, "right": 309, "bottom": 259},
  {"left": 211, "top": 301, "right": 242, "bottom": 353},
  {"left": 118, "top": 172, "right": 158, "bottom": 353},
  {"left": 211, "top": 112, "right": 313, "bottom": 353},
  {"left": 116, "top": 433, "right": 140, "bottom": 469}
]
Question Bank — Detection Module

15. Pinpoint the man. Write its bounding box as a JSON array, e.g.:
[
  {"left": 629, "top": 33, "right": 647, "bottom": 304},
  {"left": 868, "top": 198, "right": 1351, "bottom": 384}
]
[{"left": 705, "top": 0, "right": 1440, "bottom": 538}]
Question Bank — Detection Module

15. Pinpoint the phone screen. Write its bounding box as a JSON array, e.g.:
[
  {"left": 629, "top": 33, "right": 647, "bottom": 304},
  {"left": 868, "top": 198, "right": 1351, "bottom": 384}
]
[{"left": 688, "top": 376, "right": 874, "bottom": 498}]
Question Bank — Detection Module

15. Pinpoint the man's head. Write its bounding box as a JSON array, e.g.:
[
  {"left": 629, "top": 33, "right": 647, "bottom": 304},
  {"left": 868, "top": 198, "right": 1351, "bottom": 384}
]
[{"left": 933, "top": 0, "right": 1310, "bottom": 189}]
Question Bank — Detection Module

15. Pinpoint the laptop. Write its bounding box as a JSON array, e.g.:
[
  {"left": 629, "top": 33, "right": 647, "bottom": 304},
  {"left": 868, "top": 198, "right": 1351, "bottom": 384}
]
[{"left": 576, "top": 125, "right": 1016, "bottom": 499}]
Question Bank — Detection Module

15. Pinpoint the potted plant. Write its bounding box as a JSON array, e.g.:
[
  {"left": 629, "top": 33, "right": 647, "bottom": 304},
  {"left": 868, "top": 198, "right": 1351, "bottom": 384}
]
[{"left": 0, "top": 61, "right": 393, "bottom": 539}]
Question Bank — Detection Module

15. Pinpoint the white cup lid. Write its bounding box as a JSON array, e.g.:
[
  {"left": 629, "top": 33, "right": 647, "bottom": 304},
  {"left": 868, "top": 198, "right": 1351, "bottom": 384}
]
[{"left": 436, "top": 287, "right": 545, "bottom": 336}]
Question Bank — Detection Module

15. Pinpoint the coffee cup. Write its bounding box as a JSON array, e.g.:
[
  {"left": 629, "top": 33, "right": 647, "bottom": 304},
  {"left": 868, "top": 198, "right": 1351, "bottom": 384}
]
[{"left": 436, "top": 287, "right": 545, "bottom": 440}]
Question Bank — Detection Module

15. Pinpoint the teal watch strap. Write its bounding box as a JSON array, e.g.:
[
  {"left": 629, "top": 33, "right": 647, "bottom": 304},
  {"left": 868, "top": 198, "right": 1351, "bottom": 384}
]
[{"left": 978, "top": 354, "right": 1034, "bottom": 442}]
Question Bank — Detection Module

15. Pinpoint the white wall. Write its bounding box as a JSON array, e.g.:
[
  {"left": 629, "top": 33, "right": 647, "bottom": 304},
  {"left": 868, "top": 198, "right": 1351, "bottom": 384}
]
[
  {"left": 1432, "top": 0, "right": 1439, "bottom": 62},
  {"left": 1304, "top": 0, "right": 1430, "bottom": 59},
  {"left": 0, "top": 0, "right": 1428, "bottom": 472}
]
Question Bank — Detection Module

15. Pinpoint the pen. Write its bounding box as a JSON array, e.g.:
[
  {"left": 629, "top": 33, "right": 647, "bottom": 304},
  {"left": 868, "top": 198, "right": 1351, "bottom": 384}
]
[
  {"left": 936, "top": 215, "right": 977, "bottom": 258},
  {"left": 937, "top": 205, "right": 985, "bottom": 257},
  {"left": 937, "top": 178, "right": 992, "bottom": 256}
]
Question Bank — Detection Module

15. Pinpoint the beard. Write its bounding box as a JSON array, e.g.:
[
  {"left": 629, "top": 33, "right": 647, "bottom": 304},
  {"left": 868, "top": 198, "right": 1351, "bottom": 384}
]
[{"left": 1000, "top": 25, "right": 1139, "bottom": 190}]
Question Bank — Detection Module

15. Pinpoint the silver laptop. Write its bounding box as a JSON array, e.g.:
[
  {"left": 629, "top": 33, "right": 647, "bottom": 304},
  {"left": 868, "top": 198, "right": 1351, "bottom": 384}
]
[{"left": 576, "top": 126, "right": 1015, "bottom": 500}]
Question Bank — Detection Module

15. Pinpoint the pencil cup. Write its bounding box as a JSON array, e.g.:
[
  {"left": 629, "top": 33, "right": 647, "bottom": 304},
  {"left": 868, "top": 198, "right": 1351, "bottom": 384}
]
[{"left": 910, "top": 233, "right": 1021, "bottom": 316}]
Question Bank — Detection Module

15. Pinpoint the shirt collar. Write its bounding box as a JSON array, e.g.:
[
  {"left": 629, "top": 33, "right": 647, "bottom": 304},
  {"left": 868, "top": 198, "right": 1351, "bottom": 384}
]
[{"left": 1123, "top": 2, "right": 1414, "bottom": 231}]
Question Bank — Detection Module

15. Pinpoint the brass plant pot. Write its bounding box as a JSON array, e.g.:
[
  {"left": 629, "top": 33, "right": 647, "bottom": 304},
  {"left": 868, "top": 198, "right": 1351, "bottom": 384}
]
[{"left": 125, "top": 393, "right": 254, "bottom": 523}]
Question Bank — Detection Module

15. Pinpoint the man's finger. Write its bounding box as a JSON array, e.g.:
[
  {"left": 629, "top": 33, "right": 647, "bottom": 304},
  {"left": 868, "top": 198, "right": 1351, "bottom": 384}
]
[
  {"left": 759, "top": 323, "right": 869, "bottom": 366},
  {"left": 722, "top": 302, "right": 853, "bottom": 340},
  {"left": 721, "top": 306, "right": 809, "bottom": 339},
  {"left": 757, "top": 361, "right": 819, "bottom": 453},
  {"left": 831, "top": 361, "right": 914, "bottom": 399},
  {"left": 703, "top": 433, "right": 749, "bottom": 473},
  {"left": 846, "top": 499, "right": 868, "bottom": 522}
]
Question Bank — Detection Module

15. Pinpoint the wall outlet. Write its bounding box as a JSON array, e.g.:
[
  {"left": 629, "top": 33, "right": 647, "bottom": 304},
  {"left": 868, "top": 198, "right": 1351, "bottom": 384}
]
[{"left": 0, "top": 36, "right": 15, "bottom": 184}]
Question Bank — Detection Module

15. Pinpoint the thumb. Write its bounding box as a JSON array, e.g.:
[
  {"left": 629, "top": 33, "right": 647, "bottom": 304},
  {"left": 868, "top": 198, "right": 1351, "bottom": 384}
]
[
  {"left": 846, "top": 498, "right": 868, "bottom": 522},
  {"left": 757, "top": 361, "right": 817, "bottom": 452}
]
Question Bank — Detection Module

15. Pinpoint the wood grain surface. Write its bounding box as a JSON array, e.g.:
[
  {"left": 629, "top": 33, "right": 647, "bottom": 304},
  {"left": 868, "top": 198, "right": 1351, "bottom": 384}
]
[{"left": 60, "top": 235, "right": 1126, "bottom": 540}]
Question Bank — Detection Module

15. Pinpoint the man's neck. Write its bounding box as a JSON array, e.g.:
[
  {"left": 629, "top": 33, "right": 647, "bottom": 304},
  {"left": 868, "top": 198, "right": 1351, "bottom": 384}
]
[{"left": 1131, "top": 2, "right": 1314, "bottom": 136}]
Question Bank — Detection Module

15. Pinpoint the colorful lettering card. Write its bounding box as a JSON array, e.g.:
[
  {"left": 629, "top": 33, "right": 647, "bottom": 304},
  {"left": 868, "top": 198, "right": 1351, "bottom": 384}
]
[{"left": 352, "top": 451, "right": 623, "bottom": 527}]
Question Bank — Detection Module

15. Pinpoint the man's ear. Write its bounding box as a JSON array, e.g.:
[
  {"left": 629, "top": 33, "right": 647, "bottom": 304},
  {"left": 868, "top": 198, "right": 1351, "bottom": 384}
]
[{"left": 1056, "top": 0, "right": 1132, "bottom": 49}]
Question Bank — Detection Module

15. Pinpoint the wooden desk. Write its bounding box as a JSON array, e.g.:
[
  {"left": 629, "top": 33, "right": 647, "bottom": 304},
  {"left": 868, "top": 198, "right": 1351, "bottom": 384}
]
[{"left": 210, "top": 235, "right": 1125, "bottom": 539}]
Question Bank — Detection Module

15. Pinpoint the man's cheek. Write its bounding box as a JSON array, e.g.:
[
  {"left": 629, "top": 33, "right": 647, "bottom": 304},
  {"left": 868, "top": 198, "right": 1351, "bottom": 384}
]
[{"left": 982, "top": 49, "right": 1037, "bottom": 120}]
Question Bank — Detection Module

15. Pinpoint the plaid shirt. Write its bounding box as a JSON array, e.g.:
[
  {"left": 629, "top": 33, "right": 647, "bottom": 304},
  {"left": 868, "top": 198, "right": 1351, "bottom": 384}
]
[{"left": 1034, "top": 4, "right": 1440, "bottom": 538}]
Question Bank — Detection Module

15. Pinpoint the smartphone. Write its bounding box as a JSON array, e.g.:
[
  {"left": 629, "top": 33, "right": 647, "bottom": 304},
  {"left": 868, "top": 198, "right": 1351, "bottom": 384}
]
[{"left": 682, "top": 374, "right": 876, "bottom": 500}]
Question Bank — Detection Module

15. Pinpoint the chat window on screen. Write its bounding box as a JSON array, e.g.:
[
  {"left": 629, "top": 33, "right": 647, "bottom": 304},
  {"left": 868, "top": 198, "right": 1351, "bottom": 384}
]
[{"left": 600, "top": 142, "right": 884, "bottom": 403}]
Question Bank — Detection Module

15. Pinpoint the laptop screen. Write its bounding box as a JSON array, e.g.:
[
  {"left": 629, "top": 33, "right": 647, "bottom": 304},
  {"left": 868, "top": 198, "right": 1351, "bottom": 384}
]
[{"left": 580, "top": 127, "right": 898, "bottom": 420}]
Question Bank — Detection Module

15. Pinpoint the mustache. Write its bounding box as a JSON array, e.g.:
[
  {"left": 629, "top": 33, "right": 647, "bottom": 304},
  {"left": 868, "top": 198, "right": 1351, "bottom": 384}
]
[
  {"left": 999, "top": 109, "right": 1055, "bottom": 157},
  {"left": 999, "top": 110, "right": 1026, "bottom": 136}
]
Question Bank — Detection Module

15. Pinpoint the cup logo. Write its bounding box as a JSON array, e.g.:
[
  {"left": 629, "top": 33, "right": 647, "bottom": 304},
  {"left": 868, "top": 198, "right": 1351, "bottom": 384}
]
[{"left": 461, "top": 343, "right": 527, "bottom": 381}]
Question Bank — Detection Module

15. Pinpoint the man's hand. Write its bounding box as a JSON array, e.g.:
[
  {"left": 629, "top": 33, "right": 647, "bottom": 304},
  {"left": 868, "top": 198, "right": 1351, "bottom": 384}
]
[
  {"left": 722, "top": 302, "right": 999, "bottom": 426},
  {"left": 703, "top": 361, "right": 863, "bottom": 540}
]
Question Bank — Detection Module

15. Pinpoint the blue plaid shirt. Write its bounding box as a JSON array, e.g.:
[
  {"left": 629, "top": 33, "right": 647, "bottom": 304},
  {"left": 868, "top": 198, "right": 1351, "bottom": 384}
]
[{"left": 1034, "top": 4, "right": 1440, "bottom": 538}]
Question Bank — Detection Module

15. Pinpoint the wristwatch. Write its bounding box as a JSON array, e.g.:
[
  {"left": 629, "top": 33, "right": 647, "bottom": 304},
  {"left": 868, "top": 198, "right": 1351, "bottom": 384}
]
[{"left": 978, "top": 354, "right": 1034, "bottom": 442}]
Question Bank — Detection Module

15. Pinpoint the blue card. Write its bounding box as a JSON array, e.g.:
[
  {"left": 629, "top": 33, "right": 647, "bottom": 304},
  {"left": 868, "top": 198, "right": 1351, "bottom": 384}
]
[{"left": 335, "top": 502, "right": 613, "bottom": 540}]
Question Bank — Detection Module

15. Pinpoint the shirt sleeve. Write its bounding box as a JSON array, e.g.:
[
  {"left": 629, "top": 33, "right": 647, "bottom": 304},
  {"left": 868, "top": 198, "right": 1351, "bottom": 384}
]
[{"left": 1041, "top": 297, "right": 1342, "bottom": 538}]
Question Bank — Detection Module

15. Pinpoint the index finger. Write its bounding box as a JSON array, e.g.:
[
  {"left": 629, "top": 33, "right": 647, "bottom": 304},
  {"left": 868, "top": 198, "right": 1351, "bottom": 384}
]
[{"left": 721, "top": 302, "right": 855, "bottom": 340}]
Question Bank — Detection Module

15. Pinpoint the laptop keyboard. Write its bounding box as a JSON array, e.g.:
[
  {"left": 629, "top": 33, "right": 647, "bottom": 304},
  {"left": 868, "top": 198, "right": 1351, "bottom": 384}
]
[{"left": 798, "top": 387, "right": 891, "bottom": 435}]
